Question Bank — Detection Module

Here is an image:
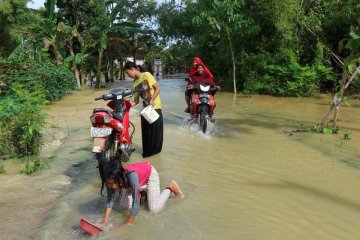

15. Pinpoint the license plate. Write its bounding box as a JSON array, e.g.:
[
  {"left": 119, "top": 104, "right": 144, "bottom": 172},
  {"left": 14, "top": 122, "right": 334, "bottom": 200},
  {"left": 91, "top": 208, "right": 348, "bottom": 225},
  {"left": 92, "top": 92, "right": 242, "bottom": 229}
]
[{"left": 90, "top": 127, "right": 112, "bottom": 137}]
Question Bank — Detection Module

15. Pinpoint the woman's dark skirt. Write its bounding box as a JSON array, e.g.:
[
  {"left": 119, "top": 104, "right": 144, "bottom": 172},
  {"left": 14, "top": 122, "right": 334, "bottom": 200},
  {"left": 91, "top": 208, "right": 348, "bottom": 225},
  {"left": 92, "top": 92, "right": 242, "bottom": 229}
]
[{"left": 141, "top": 109, "right": 163, "bottom": 158}]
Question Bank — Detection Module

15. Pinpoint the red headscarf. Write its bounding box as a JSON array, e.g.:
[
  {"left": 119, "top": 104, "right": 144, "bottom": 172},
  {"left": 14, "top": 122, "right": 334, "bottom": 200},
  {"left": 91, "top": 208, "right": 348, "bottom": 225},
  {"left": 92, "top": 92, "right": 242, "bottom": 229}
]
[{"left": 189, "top": 57, "right": 214, "bottom": 79}]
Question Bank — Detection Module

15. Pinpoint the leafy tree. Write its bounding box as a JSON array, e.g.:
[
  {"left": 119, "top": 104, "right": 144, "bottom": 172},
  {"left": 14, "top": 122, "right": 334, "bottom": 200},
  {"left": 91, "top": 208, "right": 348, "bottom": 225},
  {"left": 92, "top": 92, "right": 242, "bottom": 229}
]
[
  {"left": 56, "top": 0, "right": 152, "bottom": 88},
  {"left": 191, "top": 0, "right": 250, "bottom": 94},
  {"left": 0, "top": 0, "right": 42, "bottom": 57}
]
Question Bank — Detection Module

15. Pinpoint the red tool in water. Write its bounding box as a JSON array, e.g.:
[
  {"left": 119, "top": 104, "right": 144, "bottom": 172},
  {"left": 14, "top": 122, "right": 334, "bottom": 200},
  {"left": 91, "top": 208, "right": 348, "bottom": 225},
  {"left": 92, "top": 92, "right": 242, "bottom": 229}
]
[{"left": 79, "top": 218, "right": 102, "bottom": 235}]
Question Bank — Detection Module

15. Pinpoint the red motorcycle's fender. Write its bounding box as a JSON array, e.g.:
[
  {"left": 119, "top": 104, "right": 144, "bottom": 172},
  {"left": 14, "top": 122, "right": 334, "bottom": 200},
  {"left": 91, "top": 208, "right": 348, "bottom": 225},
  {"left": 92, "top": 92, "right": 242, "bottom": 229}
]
[
  {"left": 121, "top": 111, "right": 131, "bottom": 144},
  {"left": 107, "top": 114, "right": 131, "bottom": 144},
  {"left": 109, "top": 118, "right": 124, "bottom": 132},
  {"left": 191, "top": 93, "right": 216, "bottom": 114}
]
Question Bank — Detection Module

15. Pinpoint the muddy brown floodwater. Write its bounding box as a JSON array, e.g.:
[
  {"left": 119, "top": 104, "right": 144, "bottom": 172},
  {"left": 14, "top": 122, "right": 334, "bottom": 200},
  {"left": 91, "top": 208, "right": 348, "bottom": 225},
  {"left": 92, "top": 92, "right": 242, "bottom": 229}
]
[{"left": 1, "top": 78, "right": 360, "bottom": 240}]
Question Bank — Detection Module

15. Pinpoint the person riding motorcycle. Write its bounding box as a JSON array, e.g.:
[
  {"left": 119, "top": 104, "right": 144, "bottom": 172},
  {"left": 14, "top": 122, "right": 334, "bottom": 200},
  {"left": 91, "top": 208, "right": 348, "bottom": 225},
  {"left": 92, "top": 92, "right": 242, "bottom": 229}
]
[
  {"left": 185, "top": 57, "right": 214, "bottom": 113},
  {"left": 186, "top": 63, "right": 220, "bottom": 116}
]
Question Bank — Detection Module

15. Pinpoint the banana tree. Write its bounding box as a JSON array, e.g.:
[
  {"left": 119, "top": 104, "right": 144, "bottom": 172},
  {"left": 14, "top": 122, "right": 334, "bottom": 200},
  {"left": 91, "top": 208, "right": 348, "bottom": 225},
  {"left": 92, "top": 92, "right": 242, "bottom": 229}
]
[
  {"left": 94, "top": 0, "right": 146, "bottom": 88},
  {"left": 8, "top": 0, "right": 62, "bottom": 63},
  {"left": 41, "top": 0, "right": 63, "bottom": 63}
]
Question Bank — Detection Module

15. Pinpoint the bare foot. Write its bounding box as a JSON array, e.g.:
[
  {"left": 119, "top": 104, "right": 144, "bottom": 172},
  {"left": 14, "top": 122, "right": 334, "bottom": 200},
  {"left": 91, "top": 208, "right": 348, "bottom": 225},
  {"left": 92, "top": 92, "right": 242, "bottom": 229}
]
[{"left": 167, "top": 180, "right": 184, "bottom": 199}]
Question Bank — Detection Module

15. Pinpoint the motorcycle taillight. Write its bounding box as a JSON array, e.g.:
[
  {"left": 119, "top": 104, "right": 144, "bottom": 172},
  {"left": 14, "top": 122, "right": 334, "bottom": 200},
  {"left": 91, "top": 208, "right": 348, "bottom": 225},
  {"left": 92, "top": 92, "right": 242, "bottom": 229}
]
[{"left": 90, "top": 114, "right": 112, "bottom": 124}]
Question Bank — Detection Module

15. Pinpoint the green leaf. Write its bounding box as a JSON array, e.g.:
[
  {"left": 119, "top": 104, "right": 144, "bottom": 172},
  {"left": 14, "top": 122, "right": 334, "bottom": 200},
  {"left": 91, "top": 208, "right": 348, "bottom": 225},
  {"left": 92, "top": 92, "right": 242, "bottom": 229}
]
[
  {"left": 75, "top": 53, "right": 83, "bottom": 64},
  {"left": 345, "top": 38, "right": 360, "bottom": 51},
  {"left": 349, "top": 26, "right": 360, "bottom": 39},
  {"left": 64, "top": 55, "right": 74, "bottom": 63},
  {"left": 322, "top": 128, "right": 333, "bottom": 135}
]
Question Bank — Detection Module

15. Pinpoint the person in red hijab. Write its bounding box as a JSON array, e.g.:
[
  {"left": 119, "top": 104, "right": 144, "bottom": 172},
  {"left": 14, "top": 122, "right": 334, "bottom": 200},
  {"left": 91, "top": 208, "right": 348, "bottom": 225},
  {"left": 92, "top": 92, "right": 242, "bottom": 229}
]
[
  {"left": 191, "top": 63, "right": 217, "bottom": 86},
  {"left": 189, "top": 57, "right": 214, "bottom": 79},
  {"left": 185, "top": 57, "right": 214, "bottom": 113}
]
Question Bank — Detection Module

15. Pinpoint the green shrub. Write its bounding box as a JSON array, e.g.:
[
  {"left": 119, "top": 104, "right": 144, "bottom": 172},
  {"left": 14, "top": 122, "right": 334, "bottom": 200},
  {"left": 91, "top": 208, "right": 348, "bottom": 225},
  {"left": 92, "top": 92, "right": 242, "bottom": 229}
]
[
  {"left": 0, "top": 60, "right": 76, "bottom": 101},
  {"left": 0, "top": 84, "right": 47, "bottom": 156},
  {"left": 20, "top": 156, "right": 45, "bottom": 174},
  {"left": 242, "top": 47, "right": 334, "bottom": 97},
  {"left": 0, "top": 59, "right": 75, "bottom": 158}
]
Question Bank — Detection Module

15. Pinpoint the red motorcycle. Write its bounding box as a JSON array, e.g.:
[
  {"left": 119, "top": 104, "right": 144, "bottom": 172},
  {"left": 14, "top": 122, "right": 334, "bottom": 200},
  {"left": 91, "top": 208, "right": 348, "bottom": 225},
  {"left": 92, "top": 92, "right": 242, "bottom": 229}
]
[
  {"left": 185, "top": 78, "right": 218, "bottom": 133},
  {"left": 90, "top": 87, "right": 135, "bottom": 192}
]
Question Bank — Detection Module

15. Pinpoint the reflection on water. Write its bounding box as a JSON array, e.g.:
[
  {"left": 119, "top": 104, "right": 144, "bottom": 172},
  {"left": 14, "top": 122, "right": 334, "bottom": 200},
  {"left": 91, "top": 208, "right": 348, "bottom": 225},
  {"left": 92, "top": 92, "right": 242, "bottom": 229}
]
[{"left": 1, "top": 79, "right": 360, "bottom": 240}]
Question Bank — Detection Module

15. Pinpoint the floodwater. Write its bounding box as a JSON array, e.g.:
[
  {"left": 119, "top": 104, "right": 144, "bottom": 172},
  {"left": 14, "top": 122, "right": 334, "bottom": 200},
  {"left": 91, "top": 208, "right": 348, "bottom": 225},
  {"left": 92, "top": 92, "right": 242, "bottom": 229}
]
[{"left": 1, "top": 78, "right": 360, "bottom": 240}]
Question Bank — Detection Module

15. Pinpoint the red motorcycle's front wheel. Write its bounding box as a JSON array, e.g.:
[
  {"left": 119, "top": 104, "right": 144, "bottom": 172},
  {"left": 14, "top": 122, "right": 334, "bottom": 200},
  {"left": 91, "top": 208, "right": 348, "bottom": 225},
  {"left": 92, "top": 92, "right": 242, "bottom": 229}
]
[{"left": 198, "top": 104, "right": 209, "bottom": 133}]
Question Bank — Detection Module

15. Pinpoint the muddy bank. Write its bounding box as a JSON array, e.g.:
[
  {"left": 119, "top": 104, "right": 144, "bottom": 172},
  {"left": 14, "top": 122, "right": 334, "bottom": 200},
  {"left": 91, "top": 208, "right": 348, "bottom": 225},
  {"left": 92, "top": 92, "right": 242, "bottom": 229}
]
[{"left": 0, "top": 127, "right": 75, "bottom": 240}]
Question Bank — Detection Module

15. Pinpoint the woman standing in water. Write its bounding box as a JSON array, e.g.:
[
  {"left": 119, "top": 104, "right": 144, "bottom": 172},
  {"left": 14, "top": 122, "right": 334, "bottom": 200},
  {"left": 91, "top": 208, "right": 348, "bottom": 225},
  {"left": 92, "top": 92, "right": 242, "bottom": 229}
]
[
  {"left": 124, "top": 61, "right": 163, "bottom": 158},
  {"left": 98, "top": 160, "right": 184, "bottom": 233}
]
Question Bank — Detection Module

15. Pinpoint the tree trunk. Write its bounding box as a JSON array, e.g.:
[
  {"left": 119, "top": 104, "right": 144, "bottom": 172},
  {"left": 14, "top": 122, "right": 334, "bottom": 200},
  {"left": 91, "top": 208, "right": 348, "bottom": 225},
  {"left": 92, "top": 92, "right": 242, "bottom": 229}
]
[
  {"left": 95, "top": 50, "right": 103, "bottom": 88},
  {"left": 109, "top": 59, "right": 114, "bottom": 82},
  {"left": 317, "top": 64, "right": 360, "bottom": 129},
  {"left": 226, "top": 28, "right": 237, "bottom": 94},
  {"left": 73, "top": 67, "right": 81, "bottom": 90},
  {"left": 104, "top": 71, "right": 109, "bottom": 83},
  {"left": 68, "top": 45, "right": 81, "bottom": 90},
  {"left": 81, "top": 71, "right": 86, "bottom": 91},
  {"left": 120, "top": 59, "right": 125, "bottom": 80}
]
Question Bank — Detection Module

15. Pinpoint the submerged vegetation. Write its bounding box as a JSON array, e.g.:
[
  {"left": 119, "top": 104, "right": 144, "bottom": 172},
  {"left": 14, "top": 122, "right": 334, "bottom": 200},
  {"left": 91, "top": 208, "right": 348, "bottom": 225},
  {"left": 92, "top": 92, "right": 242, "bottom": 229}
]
[{"left": 20, "top": 156, "right": 46, "bottom": 174}]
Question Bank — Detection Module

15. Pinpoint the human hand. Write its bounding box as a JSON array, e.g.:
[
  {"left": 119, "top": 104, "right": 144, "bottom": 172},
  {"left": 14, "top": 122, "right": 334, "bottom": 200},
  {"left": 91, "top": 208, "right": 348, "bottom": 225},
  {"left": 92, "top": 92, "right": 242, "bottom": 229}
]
[
  {"left": 188, "top": 84, "right": 194, "bottom": 90},
  {"left": 150, "top": 98, "right": 155, "bottom": 106},
  {"left": 216, "top": 85, "right": 221, "bottom": 90}
]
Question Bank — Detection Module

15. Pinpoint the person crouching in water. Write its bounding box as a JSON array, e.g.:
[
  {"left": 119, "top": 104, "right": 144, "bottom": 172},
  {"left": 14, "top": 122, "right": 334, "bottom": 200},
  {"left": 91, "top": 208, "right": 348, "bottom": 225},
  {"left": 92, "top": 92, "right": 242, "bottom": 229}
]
[{"left": 98, "top": 160, "right": 184, "bottom": 233}]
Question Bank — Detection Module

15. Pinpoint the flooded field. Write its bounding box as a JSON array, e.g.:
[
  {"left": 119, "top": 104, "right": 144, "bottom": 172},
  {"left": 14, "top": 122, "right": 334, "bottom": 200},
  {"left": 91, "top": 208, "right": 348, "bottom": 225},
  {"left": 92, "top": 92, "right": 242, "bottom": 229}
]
[{"left": 1, "top": 78, "right": 360, "bottom": 240}]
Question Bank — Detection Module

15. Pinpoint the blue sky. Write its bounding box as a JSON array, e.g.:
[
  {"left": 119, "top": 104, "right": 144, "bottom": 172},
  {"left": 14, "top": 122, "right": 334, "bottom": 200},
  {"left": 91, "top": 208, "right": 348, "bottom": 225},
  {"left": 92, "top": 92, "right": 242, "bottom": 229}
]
[{"left": 27, "top": 0, "right": 45, "bottom": 9}]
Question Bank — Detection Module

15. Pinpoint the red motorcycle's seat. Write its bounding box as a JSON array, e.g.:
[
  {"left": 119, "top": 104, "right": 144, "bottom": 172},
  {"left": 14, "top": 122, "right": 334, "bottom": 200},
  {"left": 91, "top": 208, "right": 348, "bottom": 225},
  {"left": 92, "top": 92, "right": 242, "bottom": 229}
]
[{"left": 93, "top": 108, "right": 113, "bottom": 116}]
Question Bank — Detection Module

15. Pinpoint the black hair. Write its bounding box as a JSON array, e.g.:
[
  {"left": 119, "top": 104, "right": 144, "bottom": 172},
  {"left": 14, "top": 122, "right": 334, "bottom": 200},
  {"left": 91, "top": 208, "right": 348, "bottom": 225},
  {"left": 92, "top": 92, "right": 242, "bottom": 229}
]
[
  {"left": 124, "top": 61, "right": 137, "bottom": 70},
  {"left": 98, "top": 158, "right": 126, "bottom": 196}
]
